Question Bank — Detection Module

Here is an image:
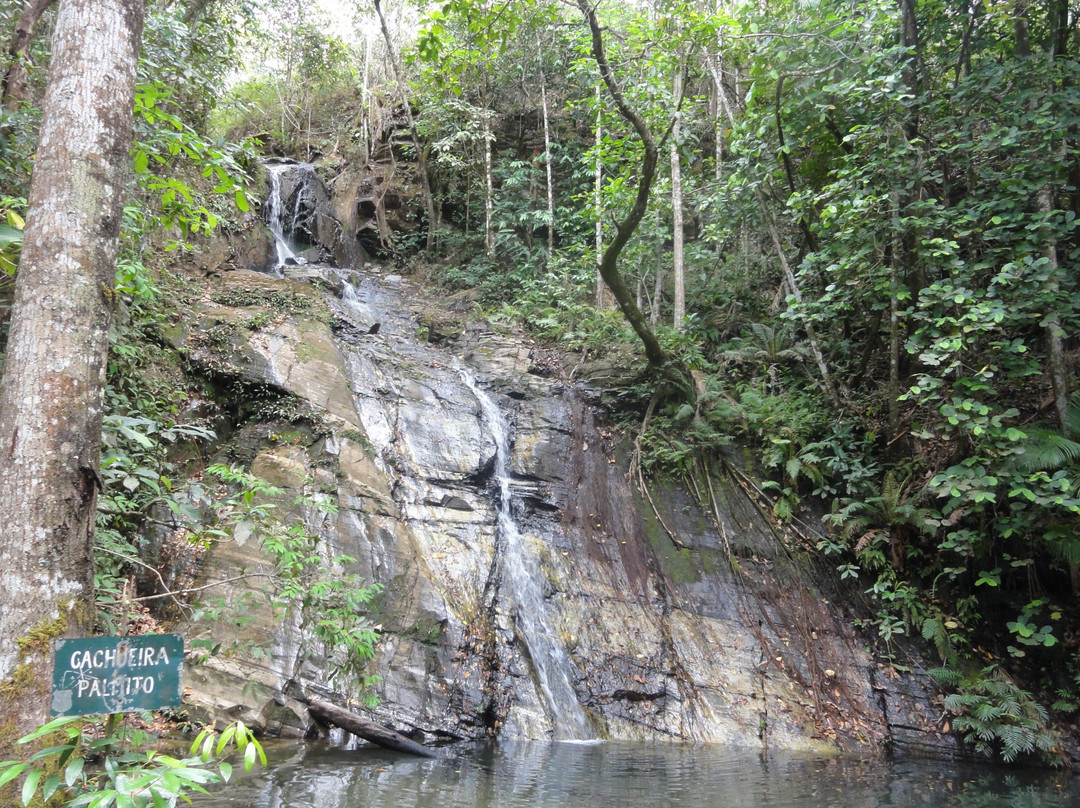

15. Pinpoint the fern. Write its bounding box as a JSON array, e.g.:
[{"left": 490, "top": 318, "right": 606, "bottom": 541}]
[
  {"left": 1012, "top": 429, "right": 1080, "bottom": 471},
  {"left": 1041, "top": 528, "right": 1080, "bottom": 567},
  {"left": 921, "top": 617, "right": 955, "bottom": 663},
  {"left": 938, "top": 666, "right": 1061, "bottom": 764},
  {"left": 1013, "top": 392, "right": 1080, "bottom": 471}
]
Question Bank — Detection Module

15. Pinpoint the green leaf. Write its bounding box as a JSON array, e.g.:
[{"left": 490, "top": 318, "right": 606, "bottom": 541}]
[
  {"left": 21, "top": 768, "right": 41, "bottom": 806},
  {"left": 18, "top": 716, "right": 82, "bottom": 743},
  {"left": 234, "top": 721, "right": 248, "bottom": 753},
  {"left": 0, "top": 763, "right": 27, "bottom": 791},
  {"left": 29, "top": 743, "right": 77, "bottom": 763},
  {"left": 215, "top": 725, "right": 236, "bottom": 757},
  {"left": 0, "top": 224, "right": 23, "bottom": 249},
  {"left": 200, "top": 729, "right": 215, "bottom": 761},
  {"left": 234, "top": 190, "right": 250, "bottom": 213},
  {"left": 41, "top": 772, "right": 61, "bottom": 802},
  {"left": 133, "top": 151, "right": 149, "bottom": 174},
  {"left": 65, "top": 756, "right": 85, "bottom": 787}
]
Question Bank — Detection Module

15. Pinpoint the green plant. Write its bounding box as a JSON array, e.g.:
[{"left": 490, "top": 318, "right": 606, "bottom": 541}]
[
  {"left": 0, "top": 716, "right": 265, "bottom": 808},
  {"left": 131, "top": 80, "right": 257, "bottom": 249},
  {"left": 205, "top": 465, "right": 383, "bottom": 695},
  {"left": 933, "top": 665, "right": 1061, "bottom": 764},
  {"left": 1006, "top": 599, "right": 1061, "bottom": 656},
  {"left": 0, "top": 198, "right": 25, "bottom": 278},
  {"left": 825, "top": 471, "right": 938, "bottom": 573}
]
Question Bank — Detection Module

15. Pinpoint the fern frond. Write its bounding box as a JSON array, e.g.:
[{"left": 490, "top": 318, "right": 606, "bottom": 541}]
[
  {"left": 854, "top": 530, "right": 884, "bottom": 554},
  {"left": 1012, "top": 429, "right": 1080, "bottom": 471},
  {"left": 1043, "top": 533, "right": 1080, "bottom": 567}
]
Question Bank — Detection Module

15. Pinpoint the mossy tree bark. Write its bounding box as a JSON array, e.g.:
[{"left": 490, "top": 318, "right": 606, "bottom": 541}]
[{"left": 0, "top": 0, "right": 144, "bottom": 738}]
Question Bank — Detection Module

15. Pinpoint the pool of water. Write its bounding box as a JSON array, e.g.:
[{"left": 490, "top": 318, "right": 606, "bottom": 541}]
[{"left": 196, "top": 740, "right": 1078, "bottom": 808}]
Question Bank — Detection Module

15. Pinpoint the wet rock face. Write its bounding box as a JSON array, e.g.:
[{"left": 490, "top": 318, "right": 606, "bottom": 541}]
[
  {"left": 177, "top": 265, "right": 957, "bottom": 757},
  {"left": 261, "top": 160, "right": 361, "bottom": 269}
]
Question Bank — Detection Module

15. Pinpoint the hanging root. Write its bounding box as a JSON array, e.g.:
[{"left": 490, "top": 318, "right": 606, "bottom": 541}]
[
  {"left": 630, "top": 391, "right": 684, "bottom": 549},
  {"left": 702, "top": 459, "right": 738, "bottom": 573}
]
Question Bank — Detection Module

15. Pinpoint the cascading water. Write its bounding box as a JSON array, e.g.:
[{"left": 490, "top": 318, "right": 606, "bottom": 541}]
[
  {"left": 289, "top": 175, "right": 311, "bottom": 239},
  {"left": 461, "top": 370, "right": 593, "bottom": 741},
  {"left": 265, "top": 163, "right": 298, "bottom": 274}
]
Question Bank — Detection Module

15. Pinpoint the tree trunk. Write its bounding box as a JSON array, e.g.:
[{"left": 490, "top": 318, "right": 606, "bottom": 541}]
[
  {"left": 651, "top": 222, "right": 663, "bottom": 328},
  {"left": 888, "top": 194, "right": 902, "bottom": 443},
  {"left": 713, "top": 75, "right": 724, "bottom": 262},
  {"left": 1036, "top": 130, "right": 1070, "bottom": 432},
  {"left": 1, "top": 0, "right": 57, "bottom": 108},
  {"left": 540, "top": 76, "right": 555, "bottom": 258},
  {"left": 359, "top": 30, "right": 372, "bottom": 160},
  {"left": 484, "top": 124, "right": 494, "bottom": 256},
  {"left": 897, "top": 0, "right": 922, "bottom": 137},
  {"left": 706, "top": 47, "right": 840, "bottom": 406},
  {"left": 0, "top": 0, "right": 144, "bottom": 739},
  {"left": 374, "top": 0, "right": 437, "bottom": 251},
  {"left": 1012, "top": 4, "right": 1069, "bottom": 427},
  {"left": 578, "top": 0, "right": 670, "bottom": 369},
  {"left": 308, "top": 699, "right": 436, "bottom": 758},
  {"left": 670, "top": 63, "right": 685, "bottom": 331},
  {"left": 594, "top": 85, "right": 606, "bottom": 309}
]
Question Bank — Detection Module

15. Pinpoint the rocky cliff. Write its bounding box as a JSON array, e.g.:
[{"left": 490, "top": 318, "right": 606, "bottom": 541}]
[{"left": 163, "top": 258, "right": 956, "bottom": 758}]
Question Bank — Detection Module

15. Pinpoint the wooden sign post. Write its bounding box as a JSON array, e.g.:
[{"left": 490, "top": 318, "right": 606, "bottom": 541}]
[{"left": 51, "top": 635, "right": 184, "bottom": 717}]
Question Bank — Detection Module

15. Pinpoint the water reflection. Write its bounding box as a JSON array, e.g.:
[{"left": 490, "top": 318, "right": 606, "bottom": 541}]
[{"left": 196, "top": 741, "right": 1077, "bottom": 808}]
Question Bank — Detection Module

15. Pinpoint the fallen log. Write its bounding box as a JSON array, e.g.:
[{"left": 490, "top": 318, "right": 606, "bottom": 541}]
[{"left": 308, "top": 698, "right": 437, "bottom": 758}]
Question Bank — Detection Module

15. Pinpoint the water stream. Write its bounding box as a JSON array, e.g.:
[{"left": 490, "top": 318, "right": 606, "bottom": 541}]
[
  {"left": 460, "top": 371, "right": 592, "bottom": 741},
  {"left": 264, "top": 163, "right": 297, "bottom": 273},
  {"left": 195, "top": 741, "right": 1078, "bottom": 808}
]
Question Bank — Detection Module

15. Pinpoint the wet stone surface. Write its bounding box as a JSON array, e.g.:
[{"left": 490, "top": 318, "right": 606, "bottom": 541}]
[{"left": 177, "top": 263, "right": 953, "bottom": 757}]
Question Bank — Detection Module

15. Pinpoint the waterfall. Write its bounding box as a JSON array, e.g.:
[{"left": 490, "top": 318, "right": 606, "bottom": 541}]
[
  {"left": 265, "top": 163, "right": 298, "bottom": 274},
  {"left": 341, "top": 278, "right": 359, "bottom": 305},
  {"left": 289, "top": 174, "right": 310, "bottom": 239},
  {"left": 461, "top": 371, "right": 592, "bottom": 741}
]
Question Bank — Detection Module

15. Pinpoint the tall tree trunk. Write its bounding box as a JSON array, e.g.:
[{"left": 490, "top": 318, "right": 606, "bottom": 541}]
[
  {"left": 1, "top": 0, "right": 56, "bottom": 108},
  {"left": 540, "top": 76, "right": 555, "bottom": 258},
  {"left": 713, "top": 76, "right": 724, "bottom": 262},
  {"left": 359, "top": 29, "right": 372, "bottom": 160},
  {"left": 652, "top": 219, "right": 663, "bottom": 328},
  {"left": 897, "top": 0, "right": 922, "bottom": 136},
  {"left": 670, "top": 62, "right": 685, "bottom": 331},
  {"left": 0, "top": 0, "right": 144, "bottom": 739},
  {"left": 484, "top": 124, "right": 494, "bottom": 256},
  {"left": 577, "top": 0, "right": 670, "bottom": 369},
  {"left": 374, "top": 0, "right": 437, "bottom": 250},
  {"left": 888, "top": 194, "right": 902, "bottom": 443},
  {"left": 1038, "top": 186, "right": 1070, "bottom": 428},
  {"left": 1011, "top": 3, "right": 1070, "bottom": 428},
  {"left": 594, "top": 85, "right": 606, "bottom": 308},
  {"left": 896, "top": 0, "right": 927, "bottom": 296}
]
